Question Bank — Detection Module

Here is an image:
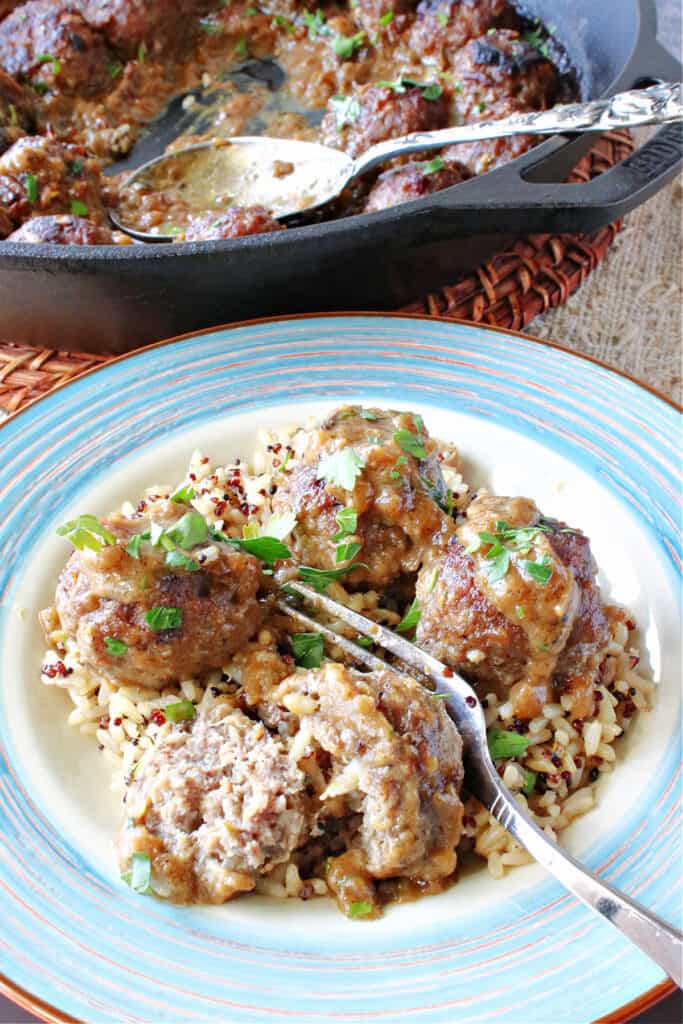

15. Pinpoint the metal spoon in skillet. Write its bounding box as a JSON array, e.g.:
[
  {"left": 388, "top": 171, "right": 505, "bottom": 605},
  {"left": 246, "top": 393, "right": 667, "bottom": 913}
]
[
  {"left": 278, "top": 580, "right": 682, "bottom": 985},
  {"left": 110, "top": 82, "right": 682, "bottom": 241}
]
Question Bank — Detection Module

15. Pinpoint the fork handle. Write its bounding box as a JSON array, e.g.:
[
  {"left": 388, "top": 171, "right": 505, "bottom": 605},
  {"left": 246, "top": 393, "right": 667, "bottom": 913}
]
[{"left": 475, "top": 767, "right": 683, "bottom": 986}]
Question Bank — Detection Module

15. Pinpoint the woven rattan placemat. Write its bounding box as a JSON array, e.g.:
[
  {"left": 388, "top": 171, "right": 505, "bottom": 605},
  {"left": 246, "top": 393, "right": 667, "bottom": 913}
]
[{"left": 0, "top": 129, "right": 641, "bottom": 417}]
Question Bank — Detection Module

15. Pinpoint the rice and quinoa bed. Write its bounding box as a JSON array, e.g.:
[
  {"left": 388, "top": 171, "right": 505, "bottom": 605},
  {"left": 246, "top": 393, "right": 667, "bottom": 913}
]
[{"left": 40, "top": 417, "right": 654, "bottom": 902}]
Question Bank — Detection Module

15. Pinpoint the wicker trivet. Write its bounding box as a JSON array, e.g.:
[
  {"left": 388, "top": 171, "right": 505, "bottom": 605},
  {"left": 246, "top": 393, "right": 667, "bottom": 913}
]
[{"left": 0, "top": 129, "right": 634, "bottom": 417}]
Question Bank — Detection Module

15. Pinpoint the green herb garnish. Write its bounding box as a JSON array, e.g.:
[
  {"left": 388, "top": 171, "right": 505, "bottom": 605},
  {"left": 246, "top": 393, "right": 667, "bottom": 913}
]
[
  {"left": 7, "top": 102, "right": 17, "bottom": 125},
  {"left": 70, "top": 199, "right": 88, "bottom": 217},
  {"left": 522, "top": 554, "right": 553, "bottom": 585},
  {"left": 104, "top": 637, "right": 128, "bottom": 656},
  {"left": 165, "top": 701, "right": 196, "bottom": 722},
  {"left": 171, "top": 484, "right": 195, "bottom": 504},
  {"left": 335, "top": 540, "right": 362, "bottom": 563},
  {"left": 348, "top": 900, "right": 373, "bottom": 918},
  {"left": 56, "top": 514, "right": 115, "bottom": 551},
  {"left": 376, "top": 74, "right": 441, "bottom": 100},
  {"left": 291, "top": 632, "right": 324, "bottom": 668},
  {"left": 302, "top": 8, "right": 328, "bottom": 39},
  {"left": 416, "top": 156, "right": 445, "bottom": 175},
  {"left": 137, "top": 42, "right": 147, "bottom": 61},
  {"left": 200, "top": 17, "right": 223, "bottom": 34},
  {"left": 332, "top": 506, "right": 358, "bottom": 540},
  {"left": 488, "top": 729, "right": 530, "bottom": 760},
  {"left": 522, "top": 770, "right": 537, "bottom": 795},
  {"left": 515, "top": 605, "right": 525, "bottom": 620},
  {"left": 121, "top": 851, "right": 152, "bottom": 894},
  {"left": 145, "top": 606, "right": 182, "bottom": 631},
  {"left": 329, "top": 94, "right": 361, "bottom": 130},
  {"left": 234, "top": 36, "right": 248, "bottom": 57},
  {"left": 24, "top": 173, "right": 38, "bottom": 204},
  {"left": 379, "top": 10, "right": 393, "bottom": 25},
  {"left": 318, "top": 447, "right": 365, "bottom": 490},
  {"left": 333, "top": 30, "right": 365, "bottom": 59},
  {"left": 107, "top": 61, "right": 124, "bottom": 78},
  {"left": 231, "top": 536, "right": 291, "bottom": 563},
  {"left": 125, "top": 530, "right": 149, "bottom": 559},
  {"left": 262, "top": 510, "right": 296, "bottom": 541},
  {"left": 38, "top": 53, "right": 60, "bottom": 75},
  {"left": 396, "top": 597, "right": 420, "bottom": 634},
  {"left": 425, "top": 566, "right": 438, "bottom": 593},
  {"left": 393, "top": 429, "right": 427, "bottom": 459},
  {"left": 165, "top": 511, "right": 208, "bottom": 549},
  {"left": 298, "top": 563, "right": 367, "bottom": 592},
  {"left": 437, "top": 10, "right": 448, "bottom": 27},
  {"left": 164, "top": 549, "right": 200, "bottom": 572},
  {"left": 359, "top": 408, "right": 378, "bottom": 421}
]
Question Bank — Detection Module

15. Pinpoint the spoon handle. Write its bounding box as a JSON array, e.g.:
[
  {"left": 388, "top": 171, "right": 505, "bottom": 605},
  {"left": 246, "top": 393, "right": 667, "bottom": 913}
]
[
  {"left": 468, "top": 755, "right": 683, "bottom": 987},
  {"left": 353, "top": 82, "right": 682, "bottom": 176}
]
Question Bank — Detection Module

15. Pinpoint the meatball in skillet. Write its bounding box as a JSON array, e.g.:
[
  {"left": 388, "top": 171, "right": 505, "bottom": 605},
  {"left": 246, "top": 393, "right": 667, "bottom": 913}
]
[
  {"left": 363, "top": 156, "right": 470, "bottom": 212},
  {"left": 321, "top": 83, "right": 449, "bottom": 159},
  {"left": 53, "top": 502, "right": 263, "bottom": 687},
  {"left": 415, "top": 494, "right": 608, "bottom": 719},
  {"left": 73, "top": 0, "right": 212, "bottom": 57},
  {"left": 271, "top": 405, "right": 454, "bottom": 590},
  {"left": 6, "top": 213, "right": 115, "bottom": 243},
  {"left": 0, "top": 1, "right": 115, "bottom": 96},
  {"left": 408, "top": 0, "right": 520, "bottom": 69},
  {"left": 0, "top": 67, "right": 34, "bottom": 156},
  {"left": 0, "top": 136, "right": 116, "bottom": 227}
]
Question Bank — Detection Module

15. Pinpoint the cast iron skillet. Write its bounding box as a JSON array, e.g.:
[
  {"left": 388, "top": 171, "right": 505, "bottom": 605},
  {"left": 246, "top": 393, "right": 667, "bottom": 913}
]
[{"left": 0, "top": 0, "right": 680, "bottom": 353}]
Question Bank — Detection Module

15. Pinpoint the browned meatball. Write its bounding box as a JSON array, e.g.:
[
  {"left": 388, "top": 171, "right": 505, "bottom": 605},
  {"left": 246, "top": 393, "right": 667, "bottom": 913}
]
[
  {"left": 415, "top": 495, "right": 608, "bottom": 719},
  {"left": 73, "top": 0, "right": 211, "bottom": 57},
  {"left": 0, "top": 1, "right": 114, "bottom": 95},
  {"left": 321, "top": 83, "right": 449, "bottom": 159},
  {"left": 408, "top": 0, "right": 519, "bottom": 68},
  {"left": 0, "top": 137, "right": 116, "bottom": 226},
  {"left": 6, "top": 213, "right": 114, "bottom": 243},
  {"left": 272, "top": 405, "right": 453, "bottom": 590},
  {"left": 0, "top": 67, "right": 34, "bottom": 155},
  {"left": 118, "top": 699, "right": 310, "bottom": 903},
  {"left": 364, "top": 156, "right": 470, "bottom": 212},
  {"left": 53, "top": 503, "right": 263, "bottom": 687},
  {"left": 182, "top": 206, "right": 284, "bottom": 241}
]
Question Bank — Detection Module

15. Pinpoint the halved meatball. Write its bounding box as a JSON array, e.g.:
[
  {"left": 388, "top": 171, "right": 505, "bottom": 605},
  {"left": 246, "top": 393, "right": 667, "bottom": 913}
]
[
  {"left": 321, "top": 83, "right": 449, "bottom": 159},
  {"left": 415, "top": 494, "right": 608, "bottom": 719},
  {"left": 118, "top": 700, "right": 310, "bottom": 903},
  {"left": 0, "top": 1, "right": 114, "bottom": 95},
  {"left": 6, "top": 213, "right": 114, "bottom": 243},
  {"left": 271, "top": 405, "right": 454, "bottom": 590},
  {"left": 0, "top": 136, "right": 115, "bottom": 225},
  {"left": 408, "top": 0, "right": 520, "bottom": 68},
  {"left": 182, "top": 206, "right": 284, "bottom": 241},
  {"left": 363, "top": 156, "right": 470, "bottom": 212},
  {"left": 0, "top": 68, "right": 34, "bottom": 155},
  {"left": 73, "top": 0, "right": 211, "bottom": 57},
  {"left": 275, "top": 662, "right": 463, "bottom": 910},
  {"left": 53, "top": 503, "right": 263, "bottom": 687}
]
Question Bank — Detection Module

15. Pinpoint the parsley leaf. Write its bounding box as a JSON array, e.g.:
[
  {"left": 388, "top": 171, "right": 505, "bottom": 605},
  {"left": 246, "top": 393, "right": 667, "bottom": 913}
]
[
  {"left": 24, "top": 173, "right": 38, "bottom": 204},
  {"left": 332, "top": 506, "right": 358, "bottom": 540},
  {"left": 56, "top": 514, "right": 116, "bottom": 552},
  {"left": 298, "top": 563, "right": 367, "bottom": 592},
  {"left": 425, "top": 566, "right": 438, "bottom": 593},
  {"left": 164, "top": 701, "right": 196, "bottom": 722},
  {"left": 121, "top": 851, "right": 152, "bottom": 895},
  {"left": 348, "top": 900, "right": 373, "bottom": 918},
  {"left": 165, "top": 511, "right": 208, "bottom": 549},
  {"left": 170, "top": 484, "right": 195, "bottom": 503},
  {"left": 416, "top": 156, "right": 445, "bottom": 175},
  {"left": 164, "top": 549, "right": 200, "bottom": 571},
  {"left": 318, "top": 447, "right": 365, "bottom": 490},
  {"left": 393, "top": 429, "right": 427, "bottom": 459},
  {"left": 70, "top": 199, "right": 88, "bottom": 217},
  {"left": 522, "top": 554, "right": 553, "bottom": 585},
  {"left": 262, "top": 510, "right": 296, "bottom": 541},
  {"left": 145, "top": 606, "right": 183, "bottom": 631},
  {"left": 230, "top": 536, "right": 291, "bottom": 563},
  {"left": 335, "top": 540, "right": 362, "bottom": 563},
  {"left": 104, "top": 637, "right": 127, "bottom": 656},
  {"left": 291, "top": 631, "right": 324, "bottom": 668},
  {"left": 522, "top": 770, "right": 537, "bottom": 795},
  {"left": 488, "top": 729, "right": 530, "bottom": 760},
  {"left": 125, "top": 530, "right": 149, "bottom": 559},
  {"left": 333, "top": 30, "right": 365, "bottom": 58},
  {"left": 359, "top": 408, "right": 378, "bottom": 420},
  {"left": 329, "top": 94, "right": 361, "bottom": 130},
  {"left": 396, "top": 596, "right": 420, "bottom": 634}
]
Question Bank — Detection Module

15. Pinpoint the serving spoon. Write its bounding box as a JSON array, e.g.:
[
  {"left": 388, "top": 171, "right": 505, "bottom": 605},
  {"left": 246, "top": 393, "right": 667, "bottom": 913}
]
[
  {"left": 279, "top": 581, "right": 682, "bottom": 985},
  {"left": 110, "top": 82, "right": 682, "bottom": 241}
]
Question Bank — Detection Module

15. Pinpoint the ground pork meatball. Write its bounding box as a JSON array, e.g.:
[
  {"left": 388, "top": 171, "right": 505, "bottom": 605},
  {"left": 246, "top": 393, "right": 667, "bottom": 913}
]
[
  {"left": 274, "top": 662, "right": 463, "bottom": 911},
  {"left": 271, "top": 405, "right": 454, "bottom": 590},
  {"left": 73, "top": 0, "right": 211, "bottom": 57},
  {"left": 0, "top": 1, "right": 114, "bottom": 95},
  {"left": 182, "top": 206, "right": 284, "bottom": 241},
  {"left": 415, "top": 494, "right": 608, "bottom": 720},
  {"left": 118, "top": 700, "right": 310, "bottom": 903},
  {"left": 0, "top": 137, "right": 116, "bottom": 225},
  {"left": 6, "top": 213, "right": 114, "bottom": 243},
  {"left": 53, "top": 502, "right": 263, "bottom": 687},
  {"left": 321, "top": 83, "right": 449, "bottom": 159},
  {"left": 0, "top": 68, "right": 34, "bottom": 155},
  {"left": 364, "top": 156, "right": 470, "bottom": 212},
  {"left": 408, "top": 0, "right": 519, "bottom": 68}
]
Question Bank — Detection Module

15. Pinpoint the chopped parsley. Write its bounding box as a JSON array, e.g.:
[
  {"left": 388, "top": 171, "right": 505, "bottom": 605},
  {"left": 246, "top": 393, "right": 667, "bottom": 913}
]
[
  {"left": 467, "top": 520, "right": 556, "bottom": 586},
  {"left": 359, "top": 408, "right": 378, "bottom": 421},
  {"left": 396, "top": 596, "right": 420, "bottom": 634},
  {"left": 332, "top": 506, "right": 358, "bottom": 540},
  {"left": 272, "top": 14, "right": 294, "bottom": 33},
  {"left": 437, "top": 10, "right": 449, "bottom": 27},
  {"left": 488, "top": 729, "right": 530, "bottom": 760},
  {"left": 522, "top": 553, "right": 553, "bottom": 585},
  {"left": 38, "top": 53, "right": 60, "bottom": 75},
  {"left": 164, "top": 700, "right": 196, "bottom": 722},
  {"left": 56, "top": 514, "right": 115, "bottom": 552},
  {"left": 107, "top": 60, "right": 124, "bottom": 78},
  {"left": 348, "top": 900, "right": 373, "bottom": 918},
  {"left": 24, "top": 173, "right": 38, "bottom": 204},
  {"left": 70, "top": 199, "right": 89, "bottom": 217},
  {"left": 515, "top": 605, "right": 525, "bottom": 619},
  {"left": 165, "top": 511, "right": 208, "bottom": 549},
  {"left": 291, "top": 631, "right": 324, "bottom": 668},
  {"left": 125, "top": 530, "right": 149, "bottom": 559},
  {"left": 522, "top": 22, "right": 551, "bottom": 58},
  {"left": 522, "top": 770, "right": 537, "bottom": 795},
  {"left": 335, "top": 540, "right": 362, "bottom": 563},
  {"left": 104, "top": 637, "right": 128, "bottom": 656},
  {"left": 318, "top": 447, "right": 365, "bottom": 490},
  {"left": 425, "top": 566, "right": 439, "bottom": 594},
  {"left": 376, "top": 74, "right": 442, "bottom": 100},
  {"left": 137, "top": 42, "right": 147, "bottom": 62},
  {"left": 170, "top": 484, "right": 195, "bottom": 504},
  {"left": 234, "top": 36, "right": 249, "bottom": 58},
  {"left": 298, "top": 562, "right": 367, "bottom": 592},
  {"left": 333, "top": 30, "right": 365, "bottom": 59},
  {"left": 245, "top": 6, "right": 259, "bottom": 14},
  {"left": 379, "top": 11, "right": 393, "bottom": 25},
  {"left": 329, "top": 94, "right": 361, "bottom": 130},
  {"left": 121, "top": 851, "right": 152, "bottom": 895},
  {"left": 145, "top": 606, "right": 183, "bottom": 631},
  {"left": 230, "top": 535, "right": 291, "bottom": 563},
  {"left": 416, "top": 156, "right": 445, "bottom": 175},
  {"left": 302, "top": 8, "right": 328, "bottom": 39},
  {"left": 393, "top": 428, "right": 427, "bottom": 460},
  {"left": 356, "top": 635, "right": 373, "bottom": 648},
  {"left": 262, "top": 510, "right": 297, "bottom": 541},
  {"left": 7, "top": 103, "right": 17, "bottom": 125},
  {"left": 199, "top": 17, "right": 223, "bottom": 34},
  {"left": 164, "top": 549, "right": 200, "bottom": 572}
]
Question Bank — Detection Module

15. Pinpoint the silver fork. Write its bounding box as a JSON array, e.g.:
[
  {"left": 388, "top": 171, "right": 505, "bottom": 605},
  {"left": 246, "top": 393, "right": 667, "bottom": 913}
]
[{"left": 279, "top": 581, "right": 682, "bottom": 986}]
